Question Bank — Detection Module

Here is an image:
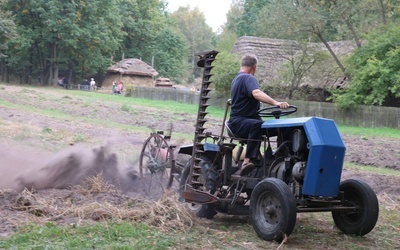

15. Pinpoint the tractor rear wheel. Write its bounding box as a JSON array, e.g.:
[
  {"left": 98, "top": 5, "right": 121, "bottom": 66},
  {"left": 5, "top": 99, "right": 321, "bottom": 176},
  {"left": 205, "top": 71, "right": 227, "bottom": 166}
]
[
  {"left": 332, "top": 178, "right": 379, "bottom": 236},
  {"left": 178, "top": 159, "right": 217, "bottom": 219},
  {"left": 250, "top": 178, "right": 297, "bottom": 242}
]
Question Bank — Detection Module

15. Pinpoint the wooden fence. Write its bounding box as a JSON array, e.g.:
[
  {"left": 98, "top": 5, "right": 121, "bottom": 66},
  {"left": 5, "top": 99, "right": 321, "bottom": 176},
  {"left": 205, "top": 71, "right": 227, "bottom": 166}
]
[{"left": 128, "top": 86, "right": 400, "bottom": 129}]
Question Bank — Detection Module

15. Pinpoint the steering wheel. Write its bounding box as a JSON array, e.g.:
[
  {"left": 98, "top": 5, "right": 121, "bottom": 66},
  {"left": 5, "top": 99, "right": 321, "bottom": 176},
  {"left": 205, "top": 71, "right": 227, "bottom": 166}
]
[{"left": 257, "top": 105, "right": 297, "bottom": 119}]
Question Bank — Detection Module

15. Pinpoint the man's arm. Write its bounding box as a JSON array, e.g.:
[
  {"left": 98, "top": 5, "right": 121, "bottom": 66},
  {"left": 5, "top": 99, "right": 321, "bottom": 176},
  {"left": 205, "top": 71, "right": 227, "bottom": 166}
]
[{"left": 252, "top": 89, "right": 289, "bottom": 108}]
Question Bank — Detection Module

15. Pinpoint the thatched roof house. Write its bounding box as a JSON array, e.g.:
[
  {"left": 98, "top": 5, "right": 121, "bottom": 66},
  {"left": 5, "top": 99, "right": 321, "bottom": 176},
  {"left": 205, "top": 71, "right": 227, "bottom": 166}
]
[
  {"left": 231, "top": 36, "right": 356, "bottom": 89},
  {"left": 103, "top": 58, "right": 159, "bottom": 88}
]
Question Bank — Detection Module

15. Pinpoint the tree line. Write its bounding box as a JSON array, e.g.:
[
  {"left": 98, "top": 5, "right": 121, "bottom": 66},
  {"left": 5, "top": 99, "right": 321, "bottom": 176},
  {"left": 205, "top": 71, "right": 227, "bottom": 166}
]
[
  {"left": 1, "top": 0, "right": 400, "bottom": 107},
  {"left": 0, "top": 0, "right": 216, "bottom": 86}
]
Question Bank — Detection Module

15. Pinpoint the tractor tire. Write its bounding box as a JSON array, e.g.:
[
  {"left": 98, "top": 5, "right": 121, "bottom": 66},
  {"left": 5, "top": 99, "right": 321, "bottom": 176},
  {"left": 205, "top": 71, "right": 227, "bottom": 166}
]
[
  {"left": 332, "top": 178, "right": 379, "bottom": 236},
  {"left": 250, "top": 178, "right": 297, "bottom": 242},
  {"left": 178, "top": 159, "right": 218, "bottom": 219}
]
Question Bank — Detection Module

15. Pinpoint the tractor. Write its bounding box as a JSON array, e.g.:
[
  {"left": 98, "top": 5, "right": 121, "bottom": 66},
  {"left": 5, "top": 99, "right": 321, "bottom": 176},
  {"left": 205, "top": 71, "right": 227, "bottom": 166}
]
[{"left": 140, "top": 50, "right": 379, "bottom": 242}]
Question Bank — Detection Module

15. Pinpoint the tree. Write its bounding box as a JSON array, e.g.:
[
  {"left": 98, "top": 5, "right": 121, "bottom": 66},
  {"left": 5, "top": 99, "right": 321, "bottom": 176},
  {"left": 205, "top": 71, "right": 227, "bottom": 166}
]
[
  {"left": 275, "top": 41, "right": 329, "bottom": 99},
  {"left": 314, "top": 0, "right": 400, "bottom": 48},
  {"left": 5, "top": 0, "right": 123, "bottom": 85},
  {"left": 151, "top": 25, "right": 189, "bottom": 83},
  {"left": 170, "top": 6, "right": 215, "bottom": 81},
  {"left": 211, "top": 52, "right": 240, "bottom": 95},
  {"left": 225, "top": 0, "right": 244, "bottom": 38},
  {"left": 325, "top": 0, "right": 363, "bottom": 47},
  {"left": 0, "top": 0, "right": 17, "bottom": 82},
  {"left": 234, "top": 0, "right": 270, "bottom": 37},
  {"left": 105, "top": 0, "right": 189, "bottom": 82},
  {"left": 255, "top": 0, "right": 346, "bottom": 74},
  {"left": 330, "top": 24, "right": 400, "bottom": 107},
  {"left": 117, "top": 0, "right": 164, "bottom": 61},
  {"left": 215, "top": 29, "right": 237, "bottom": 53},
  {"left": 3, "top": 0, "right": 194, "bottom": 85},
  {"left": 0, "top": 0, "right": 16, "bottom": 58}
]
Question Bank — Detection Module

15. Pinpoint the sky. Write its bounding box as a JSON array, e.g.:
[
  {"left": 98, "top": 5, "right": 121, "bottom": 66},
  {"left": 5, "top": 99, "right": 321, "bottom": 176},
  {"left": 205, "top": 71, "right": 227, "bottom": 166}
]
[{"left": 165, "top": 0, "right": 232, "bottom": 33}]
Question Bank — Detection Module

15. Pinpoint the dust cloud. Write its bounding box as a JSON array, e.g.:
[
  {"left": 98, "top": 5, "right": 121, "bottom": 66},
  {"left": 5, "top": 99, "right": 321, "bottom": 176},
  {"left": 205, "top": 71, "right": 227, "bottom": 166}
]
[{"left": 0, "top": 140, "right": 139, "bottom": 193}]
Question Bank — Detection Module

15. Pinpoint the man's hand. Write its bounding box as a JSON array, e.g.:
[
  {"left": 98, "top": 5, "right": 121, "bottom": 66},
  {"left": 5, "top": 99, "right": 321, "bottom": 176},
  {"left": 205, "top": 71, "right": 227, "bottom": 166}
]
[
  {"left": 276, "top": 102, "right": 289, "bottom": 109},
  {"left": 252, "top": 89, "right": 290, "bottom": 109}
]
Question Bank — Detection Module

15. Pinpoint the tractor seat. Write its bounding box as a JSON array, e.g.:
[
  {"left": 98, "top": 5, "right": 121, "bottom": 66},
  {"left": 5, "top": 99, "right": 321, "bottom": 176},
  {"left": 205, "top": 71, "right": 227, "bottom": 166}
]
[{"left": 225, "top": 121, "right": 247, "bottom": 144}]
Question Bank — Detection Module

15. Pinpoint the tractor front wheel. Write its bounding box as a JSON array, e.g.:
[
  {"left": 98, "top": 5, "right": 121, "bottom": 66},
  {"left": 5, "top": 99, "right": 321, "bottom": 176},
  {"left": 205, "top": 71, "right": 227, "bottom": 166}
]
[
  {"left": 250, "top": 178, "right": 297, "bottom": 242},
  {"left": 332, "top": 178, "right": 379, "bottom": 236}
]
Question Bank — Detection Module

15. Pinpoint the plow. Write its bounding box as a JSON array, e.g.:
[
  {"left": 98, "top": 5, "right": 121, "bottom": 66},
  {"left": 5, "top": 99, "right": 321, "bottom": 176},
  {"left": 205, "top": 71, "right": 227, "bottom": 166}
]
[{"left": 139, "top": 50, "right": 379, "bottom": 242}]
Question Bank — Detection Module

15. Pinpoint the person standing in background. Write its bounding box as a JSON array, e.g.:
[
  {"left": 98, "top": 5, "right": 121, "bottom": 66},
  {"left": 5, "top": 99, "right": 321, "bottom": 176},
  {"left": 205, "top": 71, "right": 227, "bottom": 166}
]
[{"left": 90, "top": 78, "right": 96, "bottom": 91}]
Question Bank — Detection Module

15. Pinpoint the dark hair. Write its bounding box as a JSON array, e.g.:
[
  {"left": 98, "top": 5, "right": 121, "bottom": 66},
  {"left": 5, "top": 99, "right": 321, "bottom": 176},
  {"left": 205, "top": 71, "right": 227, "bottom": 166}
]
[{"left": 241, "top": 55, "right": 258, "bottom": 67}]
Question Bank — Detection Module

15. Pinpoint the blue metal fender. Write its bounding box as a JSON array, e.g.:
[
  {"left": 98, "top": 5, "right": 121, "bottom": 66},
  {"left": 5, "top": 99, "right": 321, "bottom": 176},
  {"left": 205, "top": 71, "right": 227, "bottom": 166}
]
[{"left": 262, "top": 117, "right": 346, "bottom": 197}]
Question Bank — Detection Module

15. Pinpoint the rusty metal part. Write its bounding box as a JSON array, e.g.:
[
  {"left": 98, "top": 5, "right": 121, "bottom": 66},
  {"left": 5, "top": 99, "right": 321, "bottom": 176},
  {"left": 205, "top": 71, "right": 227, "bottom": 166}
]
[
  {"left": 186, "top": 51, "right": 219, "bottom": 192},
  {"left": 181, "top": 186, "right": 219, "bottom": 204}
]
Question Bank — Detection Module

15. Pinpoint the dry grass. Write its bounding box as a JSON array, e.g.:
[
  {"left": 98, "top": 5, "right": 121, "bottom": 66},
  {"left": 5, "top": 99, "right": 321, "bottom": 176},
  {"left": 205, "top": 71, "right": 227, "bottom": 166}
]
[
  {"left": 75, "top": 173, "right": 116, "bottom": 195},
  {"left": 2, "top": 174, "right": 400, "bottom": 249},
  {"left": 3, "top": 173, "right": 196, "bottom": 233},
  {"left": 378, "top": 192, "right": 400, "bottom": 211}
]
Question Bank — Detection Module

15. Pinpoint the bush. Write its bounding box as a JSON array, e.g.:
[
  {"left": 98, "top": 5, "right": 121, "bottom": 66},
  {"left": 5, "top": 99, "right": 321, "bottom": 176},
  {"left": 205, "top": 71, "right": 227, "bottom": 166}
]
[
  {"left": 124, "top": 84, "right": 135, "bottom": 96},
  {"left": 211, "top": 52, "right": 241, "bottom": 95},
  {"left": 331, "top": 24, "right": 400, "bottom": 108}
]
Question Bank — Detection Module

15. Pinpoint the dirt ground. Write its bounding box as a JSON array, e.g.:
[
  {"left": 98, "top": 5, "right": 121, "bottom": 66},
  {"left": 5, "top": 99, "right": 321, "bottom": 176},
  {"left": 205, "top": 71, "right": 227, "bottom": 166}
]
[{"left": 0, "top": 84, "right": 400, "bottom": 238}]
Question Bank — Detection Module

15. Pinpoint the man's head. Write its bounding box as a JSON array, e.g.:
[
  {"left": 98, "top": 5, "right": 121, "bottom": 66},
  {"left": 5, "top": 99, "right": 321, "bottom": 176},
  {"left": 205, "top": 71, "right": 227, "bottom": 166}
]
[
  {"left": 241, "top": 55, "right": 258, "bottom": 67},
  {"left": 240, "top": 55, "right": 258, "bottom": 75}
]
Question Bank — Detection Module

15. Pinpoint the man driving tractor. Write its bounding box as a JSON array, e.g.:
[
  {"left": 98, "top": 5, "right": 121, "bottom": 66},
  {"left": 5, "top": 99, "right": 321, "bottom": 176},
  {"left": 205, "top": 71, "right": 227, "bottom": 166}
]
[{"left": 227, "top": 54, "right": 290, "bottom": 175}]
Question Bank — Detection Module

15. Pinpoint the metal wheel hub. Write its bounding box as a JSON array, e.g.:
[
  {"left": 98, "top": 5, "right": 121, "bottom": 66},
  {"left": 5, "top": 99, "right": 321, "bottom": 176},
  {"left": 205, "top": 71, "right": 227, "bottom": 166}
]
[
  {"left": 264, "top": 205, "right": 277, "bottom": 216},
  {"left": 147, "top": 158, "right": 167, "bottom": 174},
  {"left": 262, "top": 197, "right": 281, "bottom": 225}
]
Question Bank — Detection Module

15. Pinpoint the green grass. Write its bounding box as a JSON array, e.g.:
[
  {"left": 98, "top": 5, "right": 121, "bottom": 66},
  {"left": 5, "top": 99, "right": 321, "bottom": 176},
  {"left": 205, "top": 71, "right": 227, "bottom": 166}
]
[
  {"left": 344, "top": 162, "right": 400, "bottom": 176},
  {"left": 43, "top": 87, "right": 226, "bottom": 118},
  {"left": 0, "top": 222, "right": 176, "bottom": 250},
  {"left": 2, "top": 209, "right": 399, "bottom": 250},
  {"left": 337, "top": 124, "right": 400, "bottom": 139},
  {"left": 0, "top": 97, "right": 145, "bottom": 132}
]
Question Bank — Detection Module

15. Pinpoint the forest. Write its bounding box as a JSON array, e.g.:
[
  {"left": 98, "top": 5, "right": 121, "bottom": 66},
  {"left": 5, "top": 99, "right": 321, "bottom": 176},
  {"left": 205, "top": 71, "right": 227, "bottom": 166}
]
[{"left": 1, "top": 0, "right": 400, "bottom": 107}]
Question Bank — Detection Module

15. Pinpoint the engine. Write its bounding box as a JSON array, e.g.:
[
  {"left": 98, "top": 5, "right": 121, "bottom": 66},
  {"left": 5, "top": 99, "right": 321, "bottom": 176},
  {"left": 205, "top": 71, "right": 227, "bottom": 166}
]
[
  {"left": 262, "top": 116, "right": 346, "bottom": 197},
  {"left": 271, "top": 128, "right": 309, "bottom": 197},
  {"left": 291, "top": 128, "right": 308, "bottom": 183},
  {"left": 292, "top": 161, "right": 306, "bottom": 183}
]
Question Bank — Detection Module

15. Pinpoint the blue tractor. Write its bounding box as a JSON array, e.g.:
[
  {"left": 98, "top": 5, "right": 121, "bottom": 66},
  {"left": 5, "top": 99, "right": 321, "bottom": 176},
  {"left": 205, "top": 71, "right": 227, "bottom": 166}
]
[{"left": 177, "top": 50, "right": 379, "bottom": 242}]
